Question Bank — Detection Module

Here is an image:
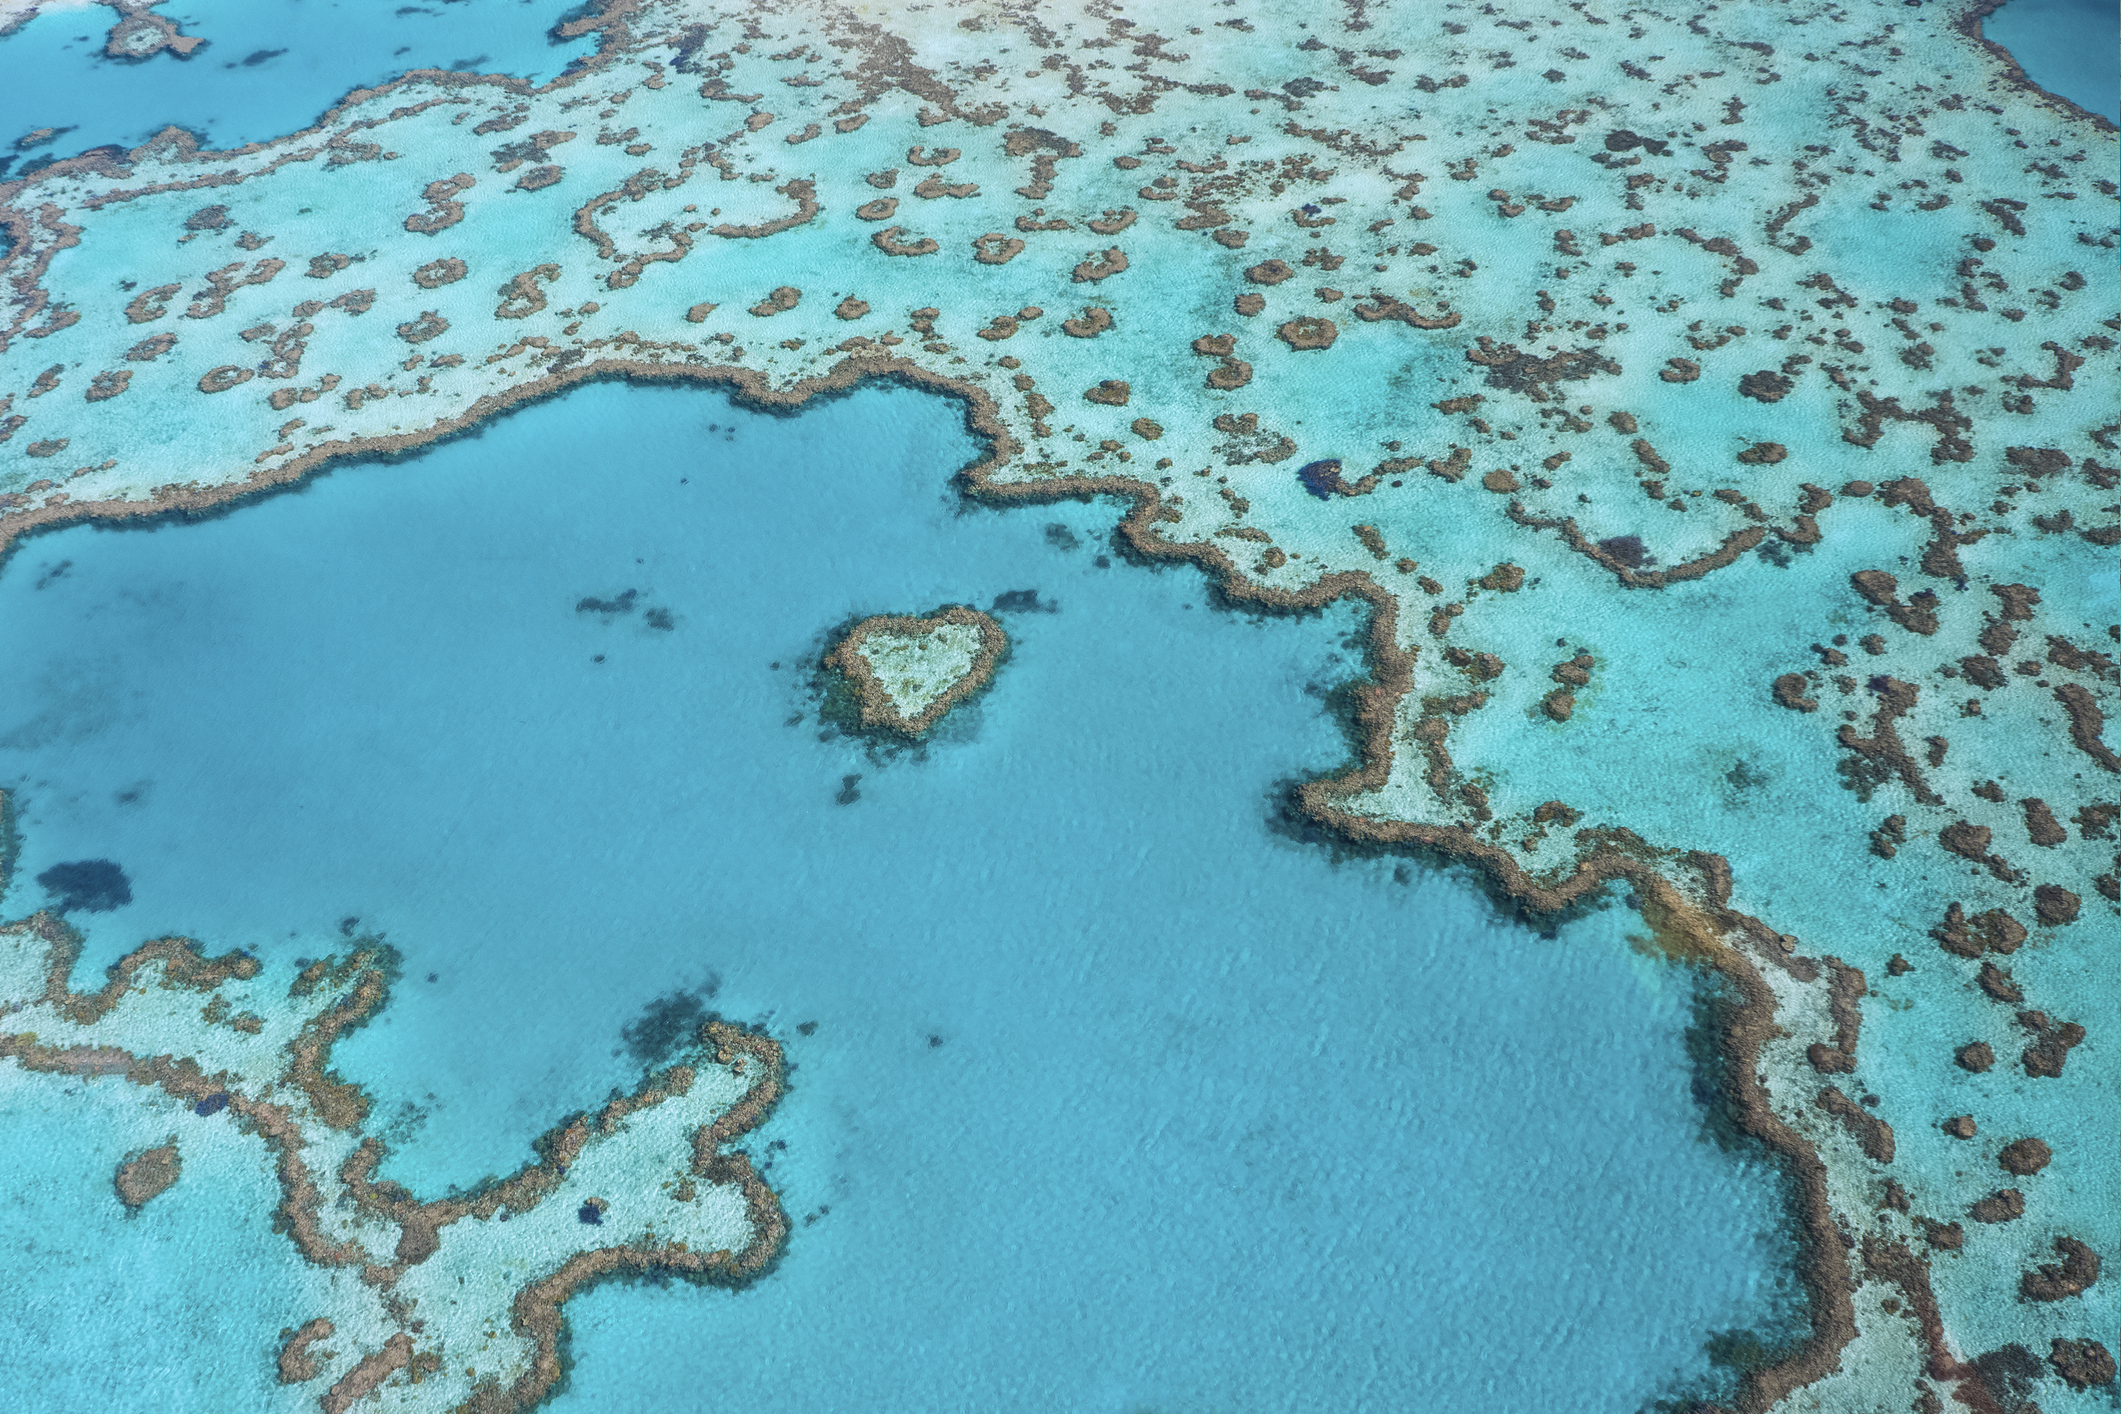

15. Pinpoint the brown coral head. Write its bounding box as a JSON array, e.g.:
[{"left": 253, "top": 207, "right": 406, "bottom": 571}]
[{"left": 1277, "top": 317, "right": 1338, "bottom": 350}]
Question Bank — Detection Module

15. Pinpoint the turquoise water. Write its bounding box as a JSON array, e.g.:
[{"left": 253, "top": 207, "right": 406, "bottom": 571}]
[
  {"left": 0, "top": 378, "right": 1803, "bottom": 1411},
  {"left": 0, "top": 1075, "right": 313, "bottom": 1411},
  {"left": 1985, "top": 0, "right": 2121, "bottom": 123},
  {"left": 0, "top": 0, "right": 591, "bottom": 173}
]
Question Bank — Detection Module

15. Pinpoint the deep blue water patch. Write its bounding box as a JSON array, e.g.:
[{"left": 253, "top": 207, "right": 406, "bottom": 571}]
[
  {"left": 0, "top": 378, "right": 1803, "bottom": 1413},
  {"left": 35, "top": 858, "right": 131, "bottom": 914},
  {"left": 988, "top": 588, "right": 1051, "bottom": 613},
  {"left": 1598, "top": 533, "right": 1649, "bottom": 568},
  {"left": 1297, "top": 458, "right": 1344, "bottom": 499},
  {"left": 619, "top": 983, "right": 718, "bottom": 1066}
]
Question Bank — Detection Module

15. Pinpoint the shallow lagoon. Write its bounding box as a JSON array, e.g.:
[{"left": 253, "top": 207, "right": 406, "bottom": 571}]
[
  {"left": 0, "top": 0, "right": 591, "bottom": 173},
  {"left": 0, "top": 377, "right": 1808, "bottom": 1409}
]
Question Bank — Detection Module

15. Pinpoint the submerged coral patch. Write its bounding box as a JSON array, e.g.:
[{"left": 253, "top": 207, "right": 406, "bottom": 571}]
[{"left": 34, "top": 859, "right": 132, "bottom": 913}]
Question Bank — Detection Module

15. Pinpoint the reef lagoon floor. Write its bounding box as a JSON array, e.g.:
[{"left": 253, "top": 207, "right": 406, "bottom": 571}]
[{"left": 0, "top": 377, "right": 1804, "bottom": 1412}]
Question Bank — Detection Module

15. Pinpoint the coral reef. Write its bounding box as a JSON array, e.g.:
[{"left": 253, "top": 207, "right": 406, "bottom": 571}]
[{"left": 0, "top": 0, "right": 2112, "bottom": 1407}]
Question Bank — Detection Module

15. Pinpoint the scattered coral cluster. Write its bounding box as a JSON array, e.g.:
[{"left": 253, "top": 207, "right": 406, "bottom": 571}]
[{"left": 0, "top": 883, "right": 787, "bottom": 1413}]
